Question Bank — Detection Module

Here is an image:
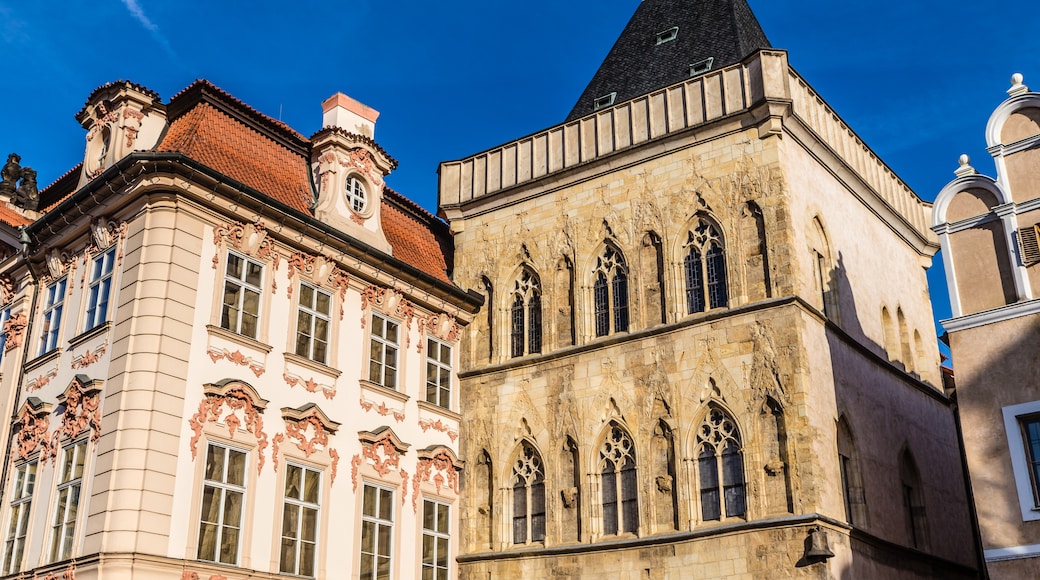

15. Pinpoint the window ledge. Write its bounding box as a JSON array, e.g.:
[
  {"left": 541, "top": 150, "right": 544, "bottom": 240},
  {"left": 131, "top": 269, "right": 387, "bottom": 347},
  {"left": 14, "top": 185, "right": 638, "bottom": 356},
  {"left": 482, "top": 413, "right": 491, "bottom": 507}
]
[
  {"left": 206, "top": 324, "right": 273, "bottom": 354},
  {"left": 68, "top": 321, "right": 112, "bottom": 348},
  {"left": 416, "top": 400, "right": 461, "bottom": 421},
  {"left": 360, "top": 379, "right": 409, "bottom": 404},
  {"left": 23, "top": 348, "right": 61, "bottom": 373},
  {"left": 283, "top": 352, "right": 342, "bottom": 379}
]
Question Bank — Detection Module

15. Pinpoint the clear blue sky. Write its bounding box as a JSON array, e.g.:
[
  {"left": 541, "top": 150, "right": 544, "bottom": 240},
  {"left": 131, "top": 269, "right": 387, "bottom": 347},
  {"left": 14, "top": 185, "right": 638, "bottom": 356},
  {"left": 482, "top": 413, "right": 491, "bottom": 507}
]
[{"left": 2, "top": 0, "right": 1038, "bottom": 345}]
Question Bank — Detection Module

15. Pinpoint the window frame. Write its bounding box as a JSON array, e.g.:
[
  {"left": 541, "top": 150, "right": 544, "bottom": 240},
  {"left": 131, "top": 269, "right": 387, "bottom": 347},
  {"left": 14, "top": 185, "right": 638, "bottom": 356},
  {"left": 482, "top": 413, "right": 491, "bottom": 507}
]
[
  {"left": 295, "top": 283, "right": 333, "bottom": 365},
  {"left": 368, "top": 314, "right": 400, "bottom": 390},
  {"left": 220, "top": 252, "right": 264, "bottom": 340},
  {"left": 592, "top": 247, "right": 629, "bottom": 338},
  {"left": 39, "top": 277, "right": 67, "bottom": 356},
  {"left": 49, "top": 440, "right": 87, "bottom": 562},
  {"left": 83, "top": 247, "right": 116, "bottom": 332},
  {"left": 421, "top": 499, "right": 451, "bottom": 580},
  {"left": 1003, "top": 400, "right": 1040, "bottom": 521},
  {"left": 599, "top": 425, "right": 637, "bottom": 536},
  {"left": 509, "top": 270, "right": 542, "bottom": 358},
  {"left": 683, "top": 219, "right": 728, "bottom": 315},
  {"left": 695, "top": 406, "right": 746, "bottom": 522},
  {"left": 425, "top": 338, "right": 452, "bottom": 409},
  {"left": 2, "top": 460, "right": 36, "bottom": 574},
  {"left": 197, "top": 441, "right": 248, "bottom": 565},
  {"left": 279, "top": 462, "right": 322, "bottom": 577},
  {"left": 359, "top": 483, "right": 395, "bottom": 580},
  {"left": 511, "top": 442, "right": 546, "bottom": 545},
  {"left": 346, "top": 175, "right": 368, "bottom": 214}
]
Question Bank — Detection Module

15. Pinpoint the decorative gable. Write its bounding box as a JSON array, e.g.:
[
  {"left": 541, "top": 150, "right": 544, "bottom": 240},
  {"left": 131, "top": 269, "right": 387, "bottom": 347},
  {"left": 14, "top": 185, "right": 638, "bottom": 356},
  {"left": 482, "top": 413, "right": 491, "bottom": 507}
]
[{"left": 76, "top": 81, "right": 167, "bottom": 186}]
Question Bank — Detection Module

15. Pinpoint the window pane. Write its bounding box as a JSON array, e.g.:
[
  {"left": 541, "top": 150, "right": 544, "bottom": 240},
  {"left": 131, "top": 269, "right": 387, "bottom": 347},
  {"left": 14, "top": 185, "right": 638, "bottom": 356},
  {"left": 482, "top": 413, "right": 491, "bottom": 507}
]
[
  {"left": 303, "top": 469, "right": 320, "bottom": 504},
  {"left": 594, "top": 274, "right": 609, "bottom": 337},
  {"left": 227, "top": 450, "right": 246, "bottom": 486},
  {"left": 302, "top": 507, "right": 317, "bottom": 541},
  {"left": 282, "top": 504, "right": 299, "bottom": 538},
  {"left": 612, "top": 270, "right": 629, "bottom": 332},
  {"left": 286, "top": 464, "right": 302, "bottom": 499}
]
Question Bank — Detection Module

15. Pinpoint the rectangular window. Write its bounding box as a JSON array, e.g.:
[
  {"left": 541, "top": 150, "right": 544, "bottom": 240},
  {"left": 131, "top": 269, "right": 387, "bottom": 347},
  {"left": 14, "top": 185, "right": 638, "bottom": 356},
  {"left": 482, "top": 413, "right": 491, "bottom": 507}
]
[
  {"left": 0, "top": 307, "right": 10, "bottom": 363},
  {"left": 296, "top": 284, "right": 331, "bottom": 364},
  {"left": 221, "top": 253, "right": 263, "bottom": 339},
  {"left": 369, "top": 315, "right": 399, "bottom": 389},
  {"left": 83, "top": 248, "right": 116, "bottom": 332},
  {"left": 50, "top": 441, "right": 86, "bottom": 562},
  {"left": 425, "top": 339, "right": 452, "bottom": 408},
  {"left": 1022, "top": 416, "right": 1040, "bottom": 505},
  {"left": 280, "top": 464, "right": 321, "bottom": 577},
  {"left": 3, "top": 462, "right": 36, "bottom": 574},
  {"left": 421, "top": 500, "right": 450, "bottom": 580},
  {"left": 39, "top": 279, "right": 67, "bottom": 355},
  {"left": 360, "top": 484, "right": 394, "bottom": 580},
  {"left": 198, "top": 443, "right": 246, "bottom": 565}
]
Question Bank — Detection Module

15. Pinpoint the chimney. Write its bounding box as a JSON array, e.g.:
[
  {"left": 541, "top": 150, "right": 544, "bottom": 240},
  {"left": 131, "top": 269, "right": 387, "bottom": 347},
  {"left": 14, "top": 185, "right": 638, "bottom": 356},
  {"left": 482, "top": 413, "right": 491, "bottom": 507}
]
[{"left": 322, "top": 93, "right": 379, "bottom": 138}]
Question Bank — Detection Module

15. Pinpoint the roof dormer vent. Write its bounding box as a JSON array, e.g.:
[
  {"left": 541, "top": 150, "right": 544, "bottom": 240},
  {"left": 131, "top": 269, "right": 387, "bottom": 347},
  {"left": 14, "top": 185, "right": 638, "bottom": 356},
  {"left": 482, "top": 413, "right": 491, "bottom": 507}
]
[
  {"left": 593, "top": 93, "right": 617, "bottom": 111},
  {"left": 655, "top": 27, "right": 679, "bottom": 45},
  {"left": 690, "top": 57, "right": 715, "bottom": 77}
]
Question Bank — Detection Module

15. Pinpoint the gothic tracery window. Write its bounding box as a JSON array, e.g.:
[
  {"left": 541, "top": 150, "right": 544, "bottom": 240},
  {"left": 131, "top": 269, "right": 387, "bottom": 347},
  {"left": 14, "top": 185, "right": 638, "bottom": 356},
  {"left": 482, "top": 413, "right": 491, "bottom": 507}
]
[
  {"left": 684, "top": 218, "right": 728, "bottom": 314},
  {"left": 510, "top": 269, "right": 542, "bottom": 358},
  {"left": 511, "top": 442, "right": 546, "bottom": 544},
  {"left": 696, "top": 406, "right": 745, "bottom": 521},
  {"left": 600, "top": 424, "right": 637, "bottom": 535},
  {"left": 593, "top": 246, "right": 629, "bottom": 337}
]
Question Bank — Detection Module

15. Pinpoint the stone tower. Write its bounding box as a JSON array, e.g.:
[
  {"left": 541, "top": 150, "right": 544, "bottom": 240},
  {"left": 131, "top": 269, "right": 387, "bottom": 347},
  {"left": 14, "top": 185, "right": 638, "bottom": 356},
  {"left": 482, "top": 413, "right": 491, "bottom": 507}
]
[{"left": 439, "top": 0, "right": 979, "bottom": 578}]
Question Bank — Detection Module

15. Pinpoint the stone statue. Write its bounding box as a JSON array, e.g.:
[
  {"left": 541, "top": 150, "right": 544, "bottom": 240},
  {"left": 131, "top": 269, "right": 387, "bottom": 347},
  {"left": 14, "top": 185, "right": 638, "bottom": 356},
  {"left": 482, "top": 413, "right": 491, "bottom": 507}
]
[
  {"left": 11, "top": 167, "right": 38, "bottom": 211},
  {"left": 0, "top": 153, "right": 20, "bottom": 198}
]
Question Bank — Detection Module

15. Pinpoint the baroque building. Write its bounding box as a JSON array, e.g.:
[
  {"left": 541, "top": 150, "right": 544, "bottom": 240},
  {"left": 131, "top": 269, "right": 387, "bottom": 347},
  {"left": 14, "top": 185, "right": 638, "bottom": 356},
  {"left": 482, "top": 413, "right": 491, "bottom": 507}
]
[
  {"left": 933, "top": 73, "right": 1040, "bottom": 578},
  {"left": 0, "top": 80, "right": 481, "bottom": 579},
  {"left": 438, "top": 0, "right": 980, "bottom": 578}
]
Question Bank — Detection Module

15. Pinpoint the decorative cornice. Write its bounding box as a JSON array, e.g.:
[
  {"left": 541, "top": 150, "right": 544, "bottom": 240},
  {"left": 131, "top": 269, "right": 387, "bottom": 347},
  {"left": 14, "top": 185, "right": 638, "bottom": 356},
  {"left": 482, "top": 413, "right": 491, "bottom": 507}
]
[{"left": 942, "top": 298, "right": 1040, "bottom": 333}]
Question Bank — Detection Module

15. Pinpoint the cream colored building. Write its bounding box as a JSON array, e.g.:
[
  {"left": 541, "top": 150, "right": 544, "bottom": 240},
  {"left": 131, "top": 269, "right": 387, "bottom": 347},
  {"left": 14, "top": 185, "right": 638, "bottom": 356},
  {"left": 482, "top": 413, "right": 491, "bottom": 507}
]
[
  {"left": 933, "top": 73, "right": 1040, "bottom": 578},
  {"left": 439, "top": 0, "right": 979, "bottom": 578},
  {"left": 0, "top": 80, "right": 481, "bottom": 579}
]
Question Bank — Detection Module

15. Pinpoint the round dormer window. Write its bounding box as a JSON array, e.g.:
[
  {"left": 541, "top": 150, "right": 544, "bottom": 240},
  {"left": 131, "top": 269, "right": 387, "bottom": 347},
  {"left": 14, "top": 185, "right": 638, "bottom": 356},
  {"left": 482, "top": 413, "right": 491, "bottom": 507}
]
[{"left": 345, "top": 175, "right": 367, "bottom": 213}]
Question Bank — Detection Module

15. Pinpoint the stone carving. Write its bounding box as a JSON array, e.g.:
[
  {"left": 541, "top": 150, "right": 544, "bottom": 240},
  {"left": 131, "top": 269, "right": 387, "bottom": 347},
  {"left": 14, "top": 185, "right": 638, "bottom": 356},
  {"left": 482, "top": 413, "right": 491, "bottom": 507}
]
[
  {"left": 71, "top": 343, "right": 107, "bottom": 369},
  {"left": 330, "top": 268, "right": 351, "bottom": 320},
  {"left": 26, "top": 367, "right": 57, "bottom": 392},
  {"left": 188, "top": 387, "right": 269, "bottom": 473},
  {"left": 418, "top": 418, "right": 459, "bottom": 442},
  {"left": 360, "top": 286, "right": 416, "bottom": 343},
  {"left": 271, "top": 433, "right": 284, "bottom": 472},
  {"left": 283, "top": 372, "right": 335, "bottom": 399},
  {"left": 359, "top": 398, "right": 405, "bottom": 422},
  {"left": 412, "top": 450, "right": 462, "bottom": 512},
  {"left": 181, "top": 572, "right": 200, "bottom": 580},
  {"left": 0, "top": 275, "right": 13, "bottom": 304},
  {"left": 655, "top": 474, "right": 673, "bottom": 493},
  {"left": 286, "top": 251, "right": 335, "bottom": 300},
  {"left": 417, "top": 311, "right": 461, "bottom": 348},
  {"left": 58, "top": 378, "right": 102, "bottom": 443},
  {"left": 353, "top": 429, "right": 409, "bottom": 491},
  {"left": 1, "top": 154, "right": 39, "bottom": 211},
  {"left": 207, "top": 347, "right": 265, "bottom": 377},
  {"left": 15, "top": 401, "right": 52, "bottom": 460},
  {"left": 330, "top": 448, "right": 340, "bottom": 485},
  {"left": 400, "top": 469, "right": 410, "bottom": 505},
  {"left": 283, "top": 415, "right": 332, "bottom": 458},
  {"left": 561, "top": 486, "right": 579, "bottom": 508},
  {"left": 211, "top": 220, "right": 277, "bottom": 271},
  {"left": 3, "top": 312, "right": 26, "bottom": 352}
]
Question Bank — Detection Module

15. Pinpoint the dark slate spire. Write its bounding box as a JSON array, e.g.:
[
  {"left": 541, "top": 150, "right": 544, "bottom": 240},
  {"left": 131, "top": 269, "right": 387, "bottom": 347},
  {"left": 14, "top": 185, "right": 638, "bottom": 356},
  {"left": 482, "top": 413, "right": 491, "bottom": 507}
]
[{"left": 566, "top": 0, "right": 771, "bottom": 121}]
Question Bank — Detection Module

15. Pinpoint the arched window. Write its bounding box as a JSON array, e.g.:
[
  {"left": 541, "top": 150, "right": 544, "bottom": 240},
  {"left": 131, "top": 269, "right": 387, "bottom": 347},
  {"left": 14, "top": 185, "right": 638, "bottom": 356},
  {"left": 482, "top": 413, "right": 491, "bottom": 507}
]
[
  {"left": 600, "top": 424, "right": 637, "bottom": 535},
  {"left": 900, "top": 449, "right": 928, "bottom": 548},
  {"left": 696, "top": 406, "right": 745, "bottom": 521},
  {"left": 510, "top": 270, "right": 542, "bottom": 358},
  {"left": 511, "top": 442, "right": 545, "bottom": 544},
  {"left": 593, "top": 247, "right": 629, "bottom": 337},
  {"left": 837, "top": 416, "right": 867, "bottom": 525},
  {"left": 684, "top": 218, "right": 727, "bottom": 314}
]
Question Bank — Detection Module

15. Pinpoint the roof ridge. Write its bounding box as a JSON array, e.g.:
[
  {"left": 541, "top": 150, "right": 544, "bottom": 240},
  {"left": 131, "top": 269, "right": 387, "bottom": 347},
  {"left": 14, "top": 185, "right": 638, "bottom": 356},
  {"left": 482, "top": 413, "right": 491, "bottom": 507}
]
[
  {"left": 383, "top": 186, "right": 445, "bottom": 228},
  {"left": 76, "top": 80, "right": 161, "bottom": 120}
]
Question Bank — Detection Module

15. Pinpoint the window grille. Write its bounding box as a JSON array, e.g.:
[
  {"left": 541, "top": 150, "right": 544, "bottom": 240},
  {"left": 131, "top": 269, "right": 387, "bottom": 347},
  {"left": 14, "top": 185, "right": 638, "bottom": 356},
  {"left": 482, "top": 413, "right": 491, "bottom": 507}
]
[
  {"left": 696, "top": 407, "right": 745, "bottom": 521},
  {"left": 600, "top": 426, "right": 637, "bottom": 535},
  {"left": 512, "top": 443, "right": 546, "bottom": 544}
]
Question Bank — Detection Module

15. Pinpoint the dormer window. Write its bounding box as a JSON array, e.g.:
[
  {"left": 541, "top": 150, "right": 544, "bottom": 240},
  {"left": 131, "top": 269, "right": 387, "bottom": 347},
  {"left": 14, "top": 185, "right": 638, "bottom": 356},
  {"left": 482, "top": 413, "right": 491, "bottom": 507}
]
[
  {"left": 655, "top": 27, "right": 679, "bottom": 45},
  {"left": 690, "top": 57, "right": 715, "bottom": 77},
  {"left": 594, "top": 93, "right": 617, "bottom": 111},
  {"left": 346, "top": 175, "right": 367, "bottom": 213}
]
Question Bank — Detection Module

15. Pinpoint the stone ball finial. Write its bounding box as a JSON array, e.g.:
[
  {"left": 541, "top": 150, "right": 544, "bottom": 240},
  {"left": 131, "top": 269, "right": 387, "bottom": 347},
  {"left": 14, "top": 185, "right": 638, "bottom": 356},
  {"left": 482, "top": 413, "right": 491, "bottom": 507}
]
[
  {"left": 1008, "top": 73, "right": 1029, "bottom": 96},
  {"left": 958, "top": 154, "right": 970, "bottom": 166},
  {"left": 954, "top": 154, "right": 976, "bottom": 177}
]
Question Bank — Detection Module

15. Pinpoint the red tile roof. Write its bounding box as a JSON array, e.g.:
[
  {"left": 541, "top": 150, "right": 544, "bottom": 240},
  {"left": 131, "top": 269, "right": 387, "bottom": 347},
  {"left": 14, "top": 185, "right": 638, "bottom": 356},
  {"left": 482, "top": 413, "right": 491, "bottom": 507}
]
[
  {"left": 382, "top": 188, "right": 452, "bottom": 283},
  {"left": 0, "top": 205, "right": 31, "bottom": 228}
]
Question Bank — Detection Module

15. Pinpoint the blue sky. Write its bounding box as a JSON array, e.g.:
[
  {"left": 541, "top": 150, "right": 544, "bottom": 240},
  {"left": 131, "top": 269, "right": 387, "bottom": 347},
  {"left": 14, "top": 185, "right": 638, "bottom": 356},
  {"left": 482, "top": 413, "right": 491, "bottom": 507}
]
[{"left": 1, "top": 0, "right": 1038, "bottom": 344}]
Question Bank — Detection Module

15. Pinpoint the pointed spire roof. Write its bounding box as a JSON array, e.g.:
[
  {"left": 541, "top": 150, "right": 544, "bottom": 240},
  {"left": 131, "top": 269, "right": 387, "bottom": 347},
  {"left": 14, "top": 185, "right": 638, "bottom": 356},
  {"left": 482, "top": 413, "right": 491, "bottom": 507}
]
[{"left": 566, "top": 0, "right": 771, "bottom": 121}]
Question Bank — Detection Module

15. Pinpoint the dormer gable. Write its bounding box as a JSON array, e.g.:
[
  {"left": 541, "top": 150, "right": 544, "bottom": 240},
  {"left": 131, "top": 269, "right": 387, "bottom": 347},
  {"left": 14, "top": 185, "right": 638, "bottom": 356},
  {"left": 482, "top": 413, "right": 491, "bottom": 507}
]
[
  {"left": 311, "top": 95, "right": 398, "bottom": 254},
  {"left": 76, "top": 80, "right": 167, "bottom": 187}
]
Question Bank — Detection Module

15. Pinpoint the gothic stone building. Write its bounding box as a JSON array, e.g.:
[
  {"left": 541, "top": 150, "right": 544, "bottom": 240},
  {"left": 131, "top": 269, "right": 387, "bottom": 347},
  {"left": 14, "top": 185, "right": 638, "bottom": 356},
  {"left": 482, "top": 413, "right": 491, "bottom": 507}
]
[
  {"left": 0, "top": 80, "right": 482, "bottom": 579},
  {"left": 438, "top": 1, "right": 979, "bottom": 578},
  {"left": 933, "top": 74, "right": 1040, "bottom": 578}
]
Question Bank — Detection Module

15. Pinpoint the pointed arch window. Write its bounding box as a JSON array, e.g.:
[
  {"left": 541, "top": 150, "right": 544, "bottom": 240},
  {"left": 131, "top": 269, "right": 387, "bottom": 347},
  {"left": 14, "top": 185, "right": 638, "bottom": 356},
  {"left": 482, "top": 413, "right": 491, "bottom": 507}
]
[
  {"left": 593, "top": 247, "right": 629, "bottom": 337},
  {"left": 511, "top": 442, "right": 545, "bottom": 544},
  {"left": 510, "top": 270, "right": 542, "bottom": 358},
  {"left": 684, "top": 218, "right": 727, "bottom": 314},
  {"left": 696, "top": 406, "right": 745, "bottom": 521},
  {"left": 600, "top": 424, "right": 637, "bottom": 535},
  {"left": 900, "top": 450, "right": 928, "bottom": 548}
]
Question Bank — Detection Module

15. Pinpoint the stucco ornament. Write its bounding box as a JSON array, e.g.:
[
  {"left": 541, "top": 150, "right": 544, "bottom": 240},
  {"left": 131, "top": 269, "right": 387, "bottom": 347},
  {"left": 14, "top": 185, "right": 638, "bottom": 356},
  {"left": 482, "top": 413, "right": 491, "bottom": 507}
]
[
  {"left": 188, "top": 386, "right": 269, "bottom": 473},
  {"left": 58, "top": 378, "right": 103, "bottom": 443},
  {"left": 15, "top": 401, "right": 52, "bottom": 460},
  {"left": 412, "top": 448, "right": 463, "bottom": 512},
  {"left": 3, "top": 312, "right": 27, "bottom": 352}
]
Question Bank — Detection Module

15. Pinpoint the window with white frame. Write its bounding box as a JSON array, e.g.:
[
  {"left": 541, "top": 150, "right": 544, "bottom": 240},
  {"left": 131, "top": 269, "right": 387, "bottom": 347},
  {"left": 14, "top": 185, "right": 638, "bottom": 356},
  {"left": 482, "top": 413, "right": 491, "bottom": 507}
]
[
  {"left": 425, "top": 339, "right": 451, "bottom": 408},
  {"left": 360, "top": 484, "right": 394, "bottom": 580},
  {"left": 421, "top": 500, "right": 450, "bottom": 580},
  {"left": 39, "top": 278, "right": 67, "bottom": 355},
  {"left": 280, "top": 463, "right": 321, "bottom": 577},
  {"left": 83, "top": 247, "right": 116, "bottom": 332},
  {"left": 296, "top": 284, "right": 331, "bottom": 364},
  {"left": 369, "top": 315, "right": 399, "bottom": 389},
  {"left": 1003, "top": 400, "right": 1040, "bottom": 522},
  {"left": 198, "top": 443, "right": 247, "bottom": 565},
  {"left": 50, "top": 440, "right": 86, "bottom": 562},
  {"left": 346, "top": 176, "right": 367, "bottom": 213},
  {"left": 2, "top": 461, "right": 36, "bottom": 574},
  {"left": 0, "top": 306, "right": 10, "bottom": 363},
  {"left": 221, "top": 253, "right": 263, "bottom": 339}
]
